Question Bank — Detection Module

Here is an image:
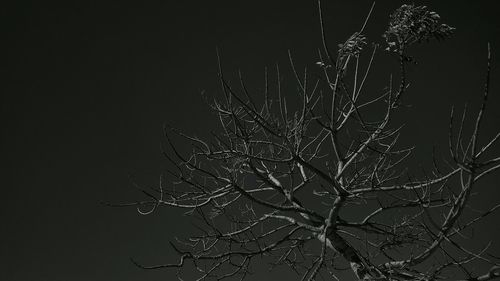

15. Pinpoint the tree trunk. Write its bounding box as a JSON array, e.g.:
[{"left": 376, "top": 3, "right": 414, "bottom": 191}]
[{"left": 320, "top": 230, "right": 378, "bottom": 280}]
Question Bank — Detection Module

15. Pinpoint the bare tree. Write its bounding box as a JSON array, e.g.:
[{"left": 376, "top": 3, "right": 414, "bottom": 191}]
[{"left": 115, "top": 3, "right": 500, "bottom": 280}]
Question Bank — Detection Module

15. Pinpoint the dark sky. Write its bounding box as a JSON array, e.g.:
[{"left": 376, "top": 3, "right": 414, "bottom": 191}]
[{"left": 2, "top": 0, "right": 500, "bottom": 280}]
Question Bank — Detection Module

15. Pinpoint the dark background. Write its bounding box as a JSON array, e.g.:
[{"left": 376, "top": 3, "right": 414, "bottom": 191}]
[{"left": 2, "top": 0, "right": 500, "bottom": 280}]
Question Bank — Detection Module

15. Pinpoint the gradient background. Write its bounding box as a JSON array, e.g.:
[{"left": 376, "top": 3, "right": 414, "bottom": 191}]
[{"left": 2, "top": 0, "right": 500, "bottom": 280}]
